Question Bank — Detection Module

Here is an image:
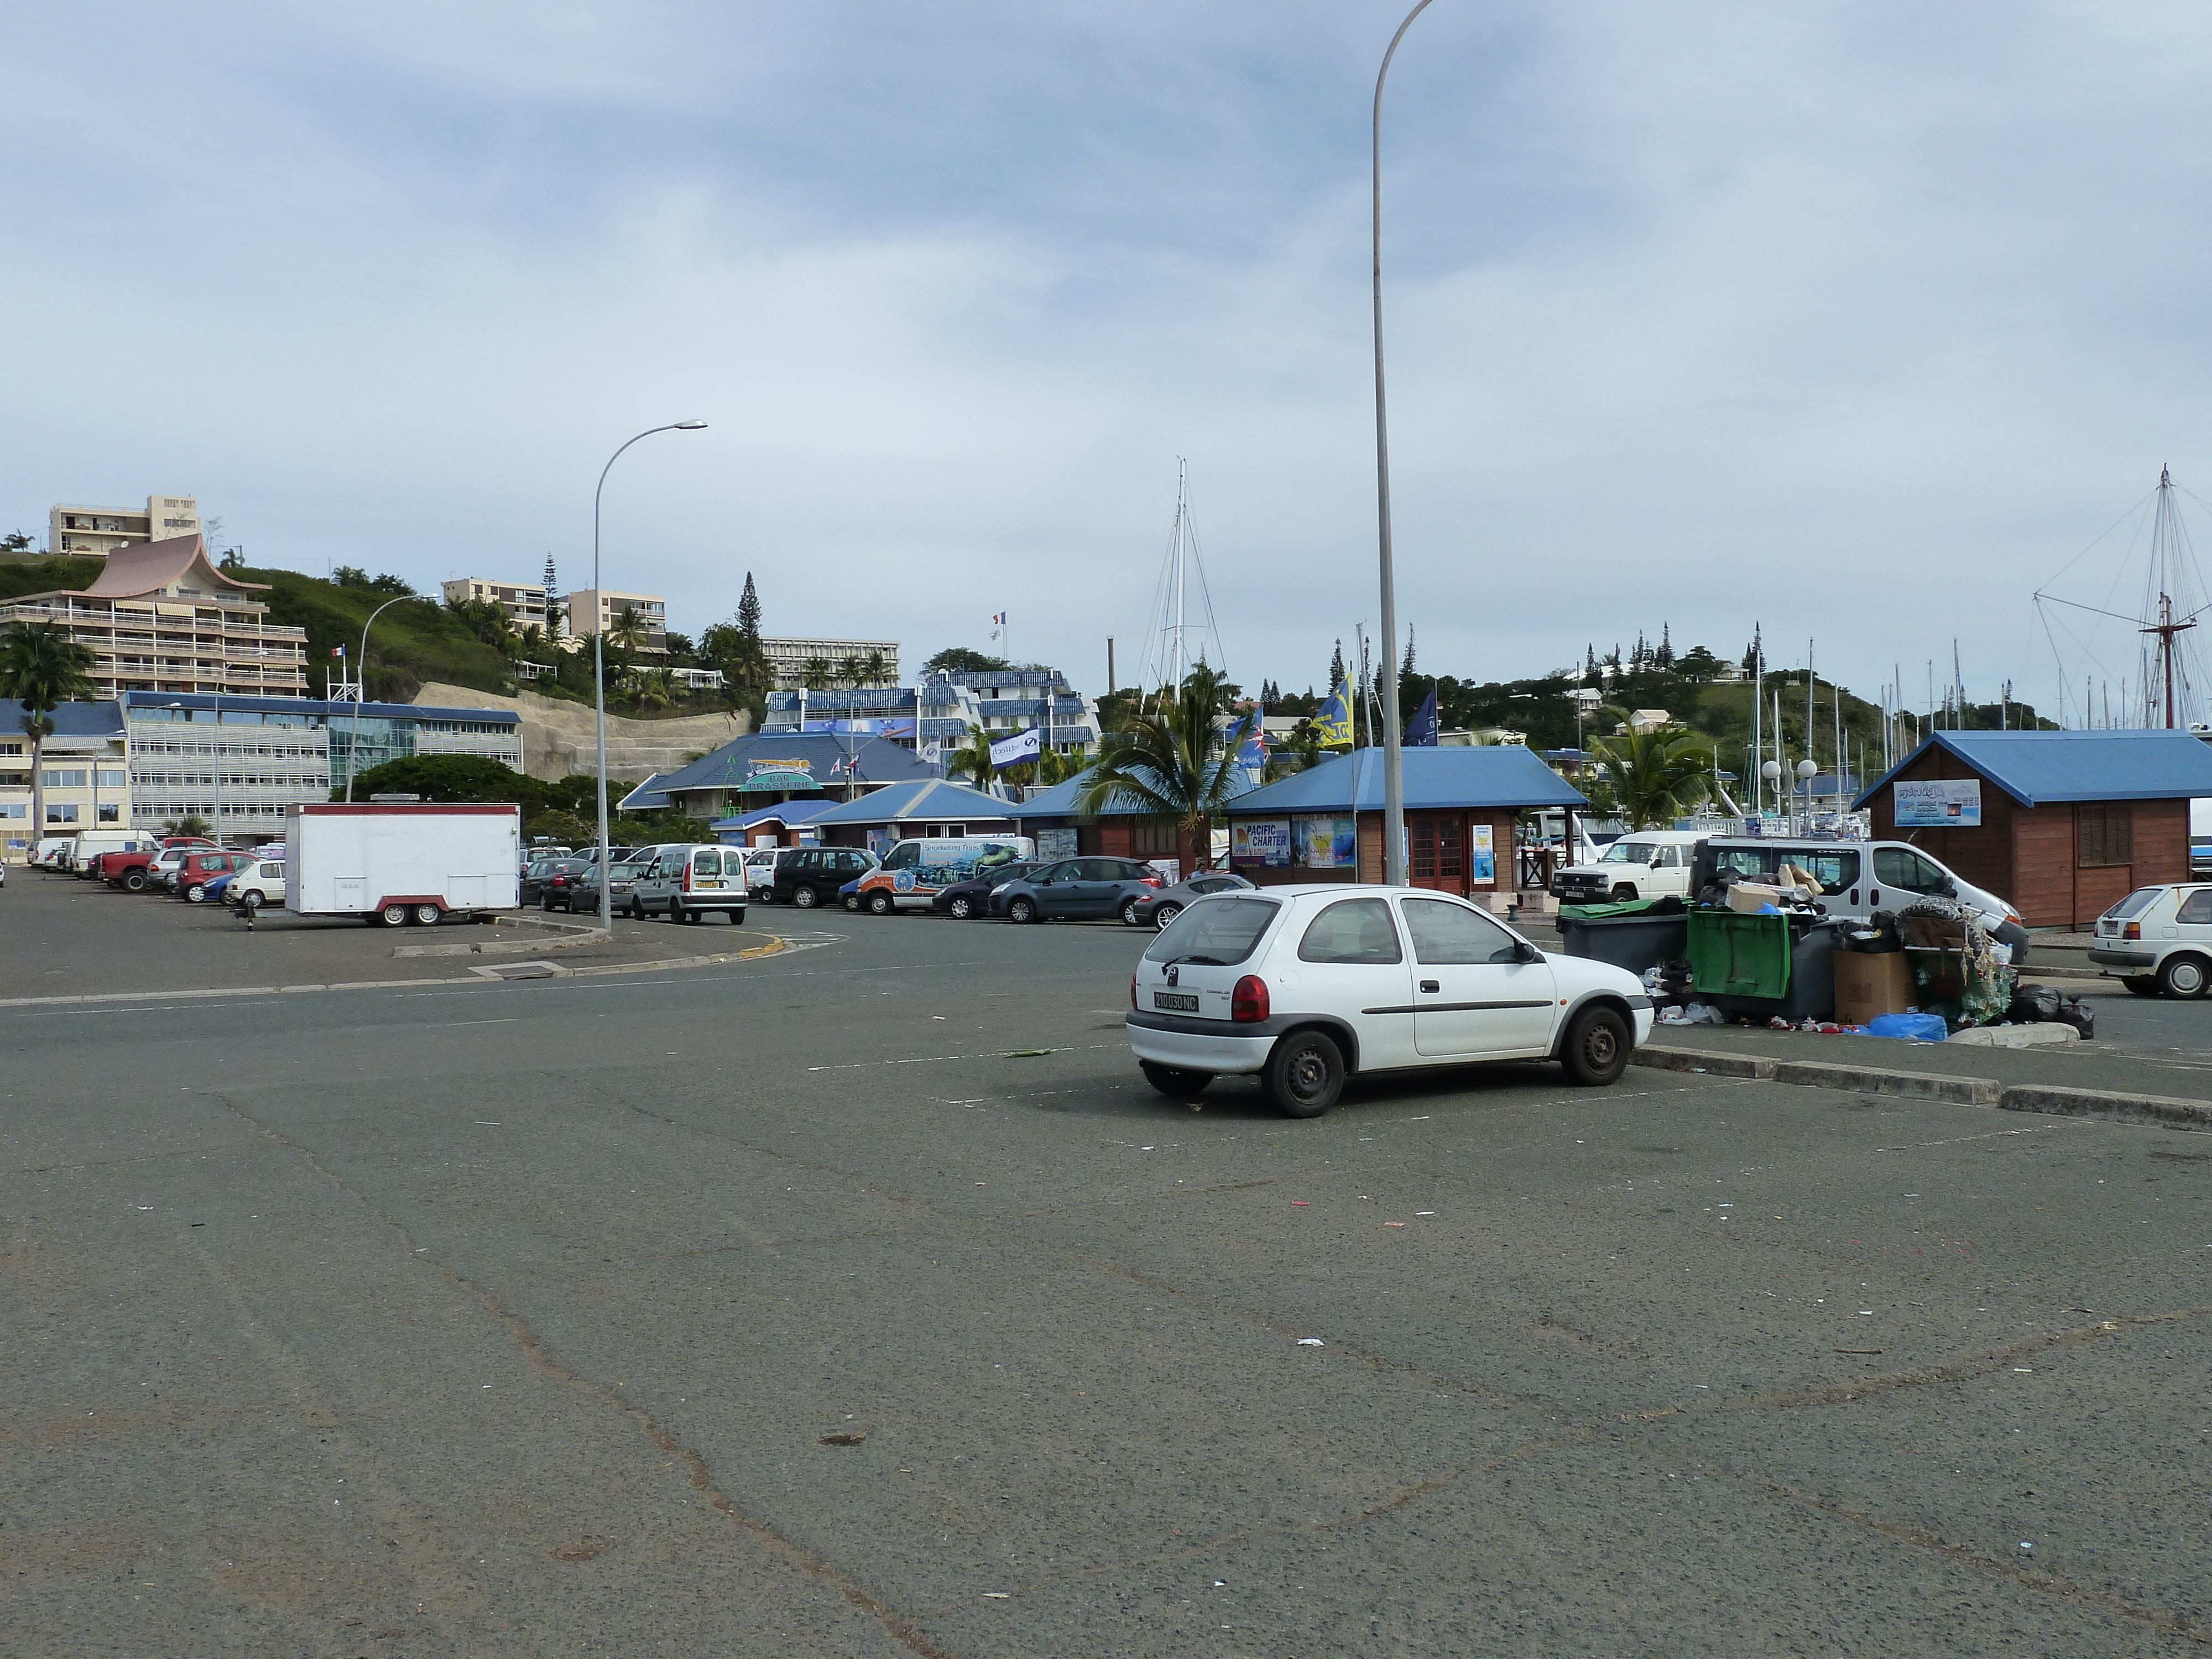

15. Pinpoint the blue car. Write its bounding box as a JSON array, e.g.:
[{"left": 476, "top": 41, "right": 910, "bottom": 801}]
[{"left": 839, "top": 875, "right": 865, "bottom": 912}]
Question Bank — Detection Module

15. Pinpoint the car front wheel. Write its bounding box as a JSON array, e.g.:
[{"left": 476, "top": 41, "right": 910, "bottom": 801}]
[
  {"left": 1608, "top": 884, "right": 1638, "bottom": 902},
  {"left": 948, "top": 894, "right": 975, "bottom": 920},
  {"left": 1140, "top": 1061, "right": 1212, "bottom": 1099},
  {"left": 1008, "top": 896, "right": 1038, "bottom": 925},
  {"left": 2158, "top": 953, "right": 2210, "bottom": 999},
  {"left": 1151, "top": 901, "right": 1181, "bottom": 930},
  {"left": 1120, "top": 898, "right": 1144, "bottom": 926},
  {"left": 868, "top": 891, "right": 894, "bottom": 916},
  {"left": 1562, "top": 1005, "right": 1631, "bottom": 1085},
  {"left": 792, "top": 885, "right": 820, "bottom": 909},
  {"left": 1266, "top": 1030, "right": 1345, "bottom": 1118},
  {"left": 184, "top": 884, "right": 207, "bottom": 904}
]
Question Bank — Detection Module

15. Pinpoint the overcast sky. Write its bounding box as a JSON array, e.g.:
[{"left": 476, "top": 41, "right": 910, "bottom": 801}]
[{"left": 7, "top": 2, "right": 2210, "bottom": 720}]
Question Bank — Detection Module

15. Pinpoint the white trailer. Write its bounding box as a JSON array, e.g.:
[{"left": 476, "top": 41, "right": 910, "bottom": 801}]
[{"left": 285, "top": 802, "right": 521, "bottom": 926}]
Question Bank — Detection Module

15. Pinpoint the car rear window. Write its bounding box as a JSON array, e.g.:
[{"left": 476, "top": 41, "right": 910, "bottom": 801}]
[
  {"left": 1144, "top": 896, "right": 1280, "bottom": 965},
  {"left": 2106, "top": 888, "right": 2167, "bottom": 921}
]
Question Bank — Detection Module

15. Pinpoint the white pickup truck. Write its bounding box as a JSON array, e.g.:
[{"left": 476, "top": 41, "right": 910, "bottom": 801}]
[{"left": 1550, "top": 830, "right": 1707, "bottom": 905}]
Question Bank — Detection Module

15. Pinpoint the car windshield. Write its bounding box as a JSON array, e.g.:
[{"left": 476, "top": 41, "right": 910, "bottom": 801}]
[
  {"left": 2106, "top": 888, "right": 2167, "bottom": 922},
  {"left": 1599, "top": 841, "right": 1655, "bottom": 864},
  {"left": 1144, "top": 896, "right": 1280, "bottom": 965}
]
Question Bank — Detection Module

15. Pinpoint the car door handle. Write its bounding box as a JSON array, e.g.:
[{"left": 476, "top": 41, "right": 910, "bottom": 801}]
[{"left": 1421, "top": 979, "right": 1441, "bottom": 993}]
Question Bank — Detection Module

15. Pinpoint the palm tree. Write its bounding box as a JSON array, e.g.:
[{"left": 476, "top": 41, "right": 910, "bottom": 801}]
[
  {"left": 0, "top": 621, "right": 97, "bottom": 844},
  {"left": 609, "top": 605, "right": 647, "bottom": 653},
  {"left": 1590, "top": 718, "right": 1715, "bottom": 829},
  {"left": 800, "top": 657, "right": 835, "bottom": 692},
  {"left": 946, "top": 723, "right": 997, "bottom": 790},
  {"left": 1076, "top": 663, "right": 1242, "bottom": 872}
]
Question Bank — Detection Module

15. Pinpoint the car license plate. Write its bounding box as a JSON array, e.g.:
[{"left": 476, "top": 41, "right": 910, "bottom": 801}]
[{"left": 1154, "top": 992, "right": 1199, "bottom": 1013}]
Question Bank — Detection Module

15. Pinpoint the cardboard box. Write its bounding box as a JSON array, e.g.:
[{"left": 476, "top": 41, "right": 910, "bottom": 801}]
[
  {"left": 1727, "top": 881, "right": 1783, "bottom": 913},
  {"left": 1833, "top": 950, "right": 1914, "bottom": 1026}
]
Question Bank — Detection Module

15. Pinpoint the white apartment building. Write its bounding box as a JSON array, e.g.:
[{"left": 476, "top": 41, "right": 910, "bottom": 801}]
[
  {"left": 442, "top": 577, "right": 554, "bottom": 633},
  {"left": 760, "top": 636, "right": 901, "bottom": 689},
  {"left": 50, "top": 495, "right": 203, "bottom": 558},
  {"left": 0, "top": 700, "right": 130, "bottom": 853},
  {"left": 564, "top": 588, "right": 667, "bottom": 652}
]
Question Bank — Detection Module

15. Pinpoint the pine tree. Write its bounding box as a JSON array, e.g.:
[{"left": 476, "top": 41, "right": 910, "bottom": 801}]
[
  {"left": 1402, "top": 630, "right": 1416, "bottom": 676},
  {"left": 1329, "top": 639, "right": 1345, "bottom": 689},
  {"left": 1657, "top": 623, "right": 1674, "bottom": 669},
  {"left": 1585, "top": 643, "right": 1598, "bottom": 674},
  {"left": 738, "top": 572, "right": 763, "bottom": 644}
]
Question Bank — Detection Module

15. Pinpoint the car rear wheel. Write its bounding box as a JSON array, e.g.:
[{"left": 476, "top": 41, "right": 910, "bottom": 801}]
[
  {"left": 1562, "top": 1005, "right": 1631, "bottom": 1085},
  {"left": 2157, "top": 953, "right": 2210, "bottom": 999},
  {"left": 541, "top": 894, "right": 556, "bottom": 910},
  {"left": 1140, "top": 1061, "right": 1212, "bottom": 1100},
  {"left": 377, "top": 901, "right": 409, "bottom": 927},
  {"left": 242, "top": 890, "right": 264, "bottom": 910},
  {"left": 793, "top": 885, "right": 820, "bottom": 909},
  {"left": 948, "top": 894, "right": 975, "bottom": 920},
  {"left": 868, "top": 891, "right": 894, "bottom": 916},
  {"left": 185, "top": 884, "right": 207, "bottom": 904},
  {"left": 411, "top": 904, "right": 442, "bottom": 926},
  {"left": 1008, "top": 895, "right": 1038, "bottom": 925},
  {"left": 1151, "top": 901, "right": 1181, "bottom": 930},
  {"left": 1120, "top": 898, "right": 1144, "bottom": 926},
  {"left": 2121, "top": 975, "right": 2160, "bottom": 995},
  {"left": 123, "top": 870, "right": 146, "bottom": 891},
  {"left": 1266, "top": 1029, "right": 1345, "bottom": 1118}
]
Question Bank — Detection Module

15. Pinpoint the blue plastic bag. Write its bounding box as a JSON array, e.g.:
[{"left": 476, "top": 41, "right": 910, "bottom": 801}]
[{"left": 1866, "top": 1011, "right": 1947, "bottom": 1042}]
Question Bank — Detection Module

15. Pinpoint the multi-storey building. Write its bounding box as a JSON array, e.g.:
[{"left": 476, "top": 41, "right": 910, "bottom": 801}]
[
  {"left": 563, "top": 588, "right": 667, "bottom": 652},
  {"left": 761, "top": 667, "right": 1097, "bottom": 758},
  {"left": 0, "top": 700, "right": 129, "bottom": 854},
  {"left": 48, "top": 495, "right": 204, "bottom": 558},
  {"left": 759, "top": 636, "right": 901, "bottom": 690},
  {"left": 441, "top": 577, "right": 554, "bottom": 633},
  {"left": 0, "top": 535, "right": 307, "bottom": 701},
  {"left": 123, "top": 692, "right": 523, "bottom": 843}
]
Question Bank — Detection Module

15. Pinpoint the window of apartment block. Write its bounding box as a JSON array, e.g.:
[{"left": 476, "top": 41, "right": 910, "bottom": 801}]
[
  {"left": 46, "top": 804, "right": 78, "bottom": 824},
  {"left": 2077, "top": 804, "right": 2133, "bottom": 867},
  {"left": 98, "top": 804, "right": 121, "bottom": 823},
  {"left": 42, "top": 769, "right": 88, "bottom": 789}
]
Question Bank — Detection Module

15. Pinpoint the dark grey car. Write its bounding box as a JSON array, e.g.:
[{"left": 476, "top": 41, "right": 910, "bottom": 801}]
[
  {"left": 988, "top": 857, "right": 1164, "bottom": 924},
  {"left": 1125, "top": 869, "right": 1255, "bottom": 928}
]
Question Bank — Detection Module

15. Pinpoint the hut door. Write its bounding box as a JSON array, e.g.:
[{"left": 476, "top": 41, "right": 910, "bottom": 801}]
[{"left": 1407, "top": 815, "right": 1464, "bottom": 893}]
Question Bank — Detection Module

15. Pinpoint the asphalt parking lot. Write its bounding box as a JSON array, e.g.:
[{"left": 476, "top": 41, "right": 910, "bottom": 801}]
[{"left": 6, "top": 888, "right": 2211, "bottom": 1655}]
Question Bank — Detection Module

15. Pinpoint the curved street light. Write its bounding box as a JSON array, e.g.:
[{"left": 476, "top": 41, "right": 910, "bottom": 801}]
[
  {"left": 343, "top": 593, "right": 413, "bottom": 804},
  {"left": 592, "top": 421, "right": 707, "bottom": 930},
  {"left": 1372, "top": 0, "right": 1438, "bottom": 886}
]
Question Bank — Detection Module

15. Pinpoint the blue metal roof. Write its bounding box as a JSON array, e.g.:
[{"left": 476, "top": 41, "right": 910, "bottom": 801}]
[
  {"left": 709, "top": 800, "right": 838, "bottom": 832},
  {"left": 0, "top": 698, "right": 123, "bottom": 737},
  {"left": 1852, "top": 730, "right": 2212, "bottom": 809},
  {"left": 1225, "top": 745, "right": 1589, "bottom": 815},
  {"left": 119, "top": 690, "right": 517, "bottom": 725},
  {"left": 806, "top": 779, "right": 1018, "bottom": 826},
  {"left": 617, "top": 772, "right": 676, "bottom": 811}
]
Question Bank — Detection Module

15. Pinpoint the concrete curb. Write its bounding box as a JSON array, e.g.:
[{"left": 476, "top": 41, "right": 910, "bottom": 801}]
[
  {"left": 1634, "top": 1042, "right": 2204, "bottom": 1125},
  {"left": 1999, "top": 1084, "right": 2212, "bottom": 1132}
]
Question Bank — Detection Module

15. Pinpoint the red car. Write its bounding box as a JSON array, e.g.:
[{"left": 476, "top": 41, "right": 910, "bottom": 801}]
[
  {"left": 171, "top": 851, "right": 257, "bottom": 904},
  {"left": 98, "top": 837, "right": 217, "bottom": 891}
]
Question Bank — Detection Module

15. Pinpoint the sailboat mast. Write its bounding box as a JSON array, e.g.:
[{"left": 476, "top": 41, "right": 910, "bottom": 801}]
[{"left": 1173, "top": 460, "right": 1187, "bottom": 686}]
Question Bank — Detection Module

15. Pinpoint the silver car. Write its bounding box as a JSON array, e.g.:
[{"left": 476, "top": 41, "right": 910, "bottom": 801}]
[{"left": 631, "top": 843, "right": 750, "bottom": 925}]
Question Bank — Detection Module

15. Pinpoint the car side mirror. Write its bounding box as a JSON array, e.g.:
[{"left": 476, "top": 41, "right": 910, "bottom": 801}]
[
  {"left": 1515, "top": 941, "right": 1543, "bottom": 964},
  {"left": 1943, "top": 882, "right": 1959, "bottom": 899}
]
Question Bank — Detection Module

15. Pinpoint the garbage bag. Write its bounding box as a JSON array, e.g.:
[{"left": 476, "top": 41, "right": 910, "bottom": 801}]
[
  {"left": 2056, "top": 997, "right": 2095, "bottom": 1040},
  {"left": 2009, "top": 983, "right": 2063, "bottom": 1022},
  {"left": 1866, "top": 1011, "right": 1948, "bottom": 1042}
]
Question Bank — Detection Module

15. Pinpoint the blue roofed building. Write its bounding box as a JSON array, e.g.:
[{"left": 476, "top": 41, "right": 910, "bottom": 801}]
[
  {"left": 1853, "top": 729, "right": 2212, "bottom": 927},
  {"left": 0, "top": 698, "right": 128, "bottom": 852},
  {"left": 709, "top": 799, "right": 841, "bottom": 846},
  {"left": 617, "top": 731, "right": 936, "bottom": 822},
  {"left": 806, "top": 779, "right": 1022, "bottom": 855},
  {"left": 1005, "top": 764, "right": 1263, "bottom": 870}
]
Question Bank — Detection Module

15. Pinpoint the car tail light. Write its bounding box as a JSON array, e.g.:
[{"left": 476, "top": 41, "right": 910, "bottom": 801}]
[
  {"left": 1141, "top": 874, "right": 1164, "bottom": 888},
  {"left": 2124, "top": 922, "right": 2141, "bottom": 940},
  {"left": 1130, "top": 972, "right": 1139, "bottom": 1010},
  {"left": 1231, "top": 975, "right": 1270, "bottom": 1023},
  {"left": 682, "top": 863, "right": 694, "bottom": 892}
]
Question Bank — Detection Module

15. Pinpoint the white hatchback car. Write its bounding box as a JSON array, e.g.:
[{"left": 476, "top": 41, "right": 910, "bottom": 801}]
[
  {"left": 1126, "top": 883, "right": 1653, "bottom": 1117},
  {"left": 226, "top": 858, "right": 287, "bottom": 912},
  {"left": 2088, "top": 884, "right": 2212, "bottom": 997}
]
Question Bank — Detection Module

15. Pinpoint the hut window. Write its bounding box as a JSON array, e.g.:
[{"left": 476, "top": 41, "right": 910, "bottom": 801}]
[
  {"left": 1130, "top": 817, "right": 1180, "bottom": 857},
  {"left": 2077, "top": 804, "right": 2132, "bottom": 867}
]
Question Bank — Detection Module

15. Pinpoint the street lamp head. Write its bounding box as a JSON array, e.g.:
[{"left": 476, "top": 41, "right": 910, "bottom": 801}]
[
  {"left": 1796, "top": 759, "right": 1819, "bottom": 780},
  {"left": 674, "top": 419, "right": 708, "bottom": 430}
]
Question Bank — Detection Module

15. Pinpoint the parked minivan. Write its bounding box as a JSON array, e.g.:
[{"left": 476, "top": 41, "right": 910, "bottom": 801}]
[
  {"left": 768, "top": 846, "right": 880, "bottom": 909},
  {"left": 64, "top": 830, "right": 158, "bottom": 875},
  {"left": 1550, "top": 829, "right": 1708, "bottom": 905},
  {"left": 630, "top": 843, "right": 750, "bottom": 924},
  {"left": 1688, "top": 837, "right": 2032, "bottom": 963},
  {"left": 852, "top": 836, "right": 1033, "bottom": 914}
]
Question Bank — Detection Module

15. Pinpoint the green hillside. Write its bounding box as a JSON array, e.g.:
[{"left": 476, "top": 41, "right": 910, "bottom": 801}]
[{"left": 235, "top": 566, "right": 509, "bottom": 702}]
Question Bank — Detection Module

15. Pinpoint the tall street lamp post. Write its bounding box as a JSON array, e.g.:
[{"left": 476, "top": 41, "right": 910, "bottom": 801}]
[
  {"left": 1371, "top": 0, "right": 1438, "bottom": 886},
  {"left": 344, "top": 594, "right": 411, "bottom": 804},
  {"left": 592, "top": 421, "right": 707, "bottom": 931}
]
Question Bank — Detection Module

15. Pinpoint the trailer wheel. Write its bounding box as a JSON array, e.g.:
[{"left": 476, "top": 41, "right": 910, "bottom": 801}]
[
  {"left": 377, "top": 901, "right": 409, "bottom": 927},
  {"left": 411, "top": 903, "right": 443, "bottom": 926}
]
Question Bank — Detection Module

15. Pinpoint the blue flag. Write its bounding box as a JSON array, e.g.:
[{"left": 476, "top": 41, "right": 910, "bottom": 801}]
[
  {"left": 1407, "top": 688, "right": 1439, "bottom": 747},
  {"left": 1235, "top": 712, "right": 1267, "bottom": 777},
  {"left": 1313, "top": 680, "right": 1353, "bottom": 747}
]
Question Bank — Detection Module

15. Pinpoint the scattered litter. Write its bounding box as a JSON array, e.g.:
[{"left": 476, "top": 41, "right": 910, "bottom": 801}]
[
  {"left": 1297, "top": 1337, "right": 1324, "bottom": 1347},
  {"left": 982, "top": 1592, "right": 1010, "bottom": 1599},
  {"left": 932, "top": 1015, "right": 947, "bottom": 1020},
  {"left": 1384, "top": 1222, "right": 1406, "bottom": 1228},
  {"left": 136, "top": 1206, "right": 152, "bottom": 1211},
  {"left": 819, "top": 1431, "right": 868, "bottom": 1447},
  {"left": 2019, "top": 1542, "right": 2033, "bottom": 1552},
  {"left": 1415, "top": 1211, "right": 1436, "bottom": 1216},
  {"left": 2013, "top": 1366, "right": 2034, "bottom": 1373},
  {"left": 1834, "top": 1348, "right": 1883, "bottom": 1355},
  {"left": 1290, "top": 1200, "right": 1309, "bottom": 1207}
]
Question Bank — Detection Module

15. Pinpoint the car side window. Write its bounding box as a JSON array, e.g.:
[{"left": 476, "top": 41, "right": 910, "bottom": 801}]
[
  {"left": 1714, "top": 848, "right": 1772, "bottom": 881},
  {"left": 2177, "top": 889, "right": 2212, "bottom": 925},
  {"left": 1875, "top": 848, "right": 1946, "bottom": 893},
  {"left": 1036, "top": 862, "right": 1072, "bottom": 883},
  {"left": 1655, "top": 847, "right": 1680, "bottom": 868},
  {"left": 1080, "top": 859, "right": 1123, "bottom": 880},
  {"left": 1298, "top": 898, "right": 1404, "bottom": 964},
  {"left": 1402, "top": 897, "right": 1522, "bottom": 964}
]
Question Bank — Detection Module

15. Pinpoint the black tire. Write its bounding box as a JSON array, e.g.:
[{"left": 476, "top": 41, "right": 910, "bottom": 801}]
[
  {"left": 1120, "top": 897, "right": 1144, "bottom": 927},
  {"left": 1608, "top": 884, "right": 1639, "bottom": 902},
  {"left": 1140, "top": 1061, "right": 1213, "bottom": 1099},
  {"left": 541, "top": 894, "right": 556, "bottom": 910},
  {"left": 1265, "top": 1029, "right": 1346, "bottom": 1118},
  {"left": 793, "top": 885, "right": 820, "bottom": 910},
  {"left": 1151, "top": 901, "right": 1181, "bottom": 931},
  {"left": 948, "top": 893, "right": 975, "bottom": 920},
  {"left": 2122, "top": 975, "right": 2160, "bottom": 996},
  {"left": 678, "top": 906, "right": 698, "bottom": 924},
  {"left": 184, "top": 884, "right": 207, "bottom": 904},
  {"left": 123, "top": 870, "right": 146, "bottom": 892},
  {"left": 2157, "top": 953, "right": 2210, "bottom": 999},
  {"left": 1008, "top": 895, "right": 1038, "bottom": 925},
  {"left": 377, "top": 901, "right": 409, "bottom": 927},
  {"left": 411, "top": 904, "right": 442, "bottom": 927},
  {"left": 842, "top": 891, "right": 862, "bottom": 912},
  {"left": 242, "top": 890, "right": 264, "bottom": 911},
  {"left": 868, "top": 891, "right": 894, "bottom": 916},
  {"left": 1562, "top": 1005, "right": 1631, "bottom": 1085}
]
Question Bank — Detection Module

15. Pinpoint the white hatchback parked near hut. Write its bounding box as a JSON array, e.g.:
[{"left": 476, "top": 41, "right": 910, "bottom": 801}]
[
  {"left": 1125, "top": 883, "right": 1653, "bottom": 1117},
  {"left": 2088, "top": 884, "right": 2212, "bottom": 997}
]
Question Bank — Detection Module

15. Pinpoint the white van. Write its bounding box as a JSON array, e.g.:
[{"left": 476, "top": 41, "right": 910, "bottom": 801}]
[
  {"left": 1550, "top": 829, "right": 1708, "bottom": 905},
  {"left": 854, "top": 835, "right": 1035, "bottom": 912},
  {"left": 64, "top": 830, "right": 158, "bottom": 877}
]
